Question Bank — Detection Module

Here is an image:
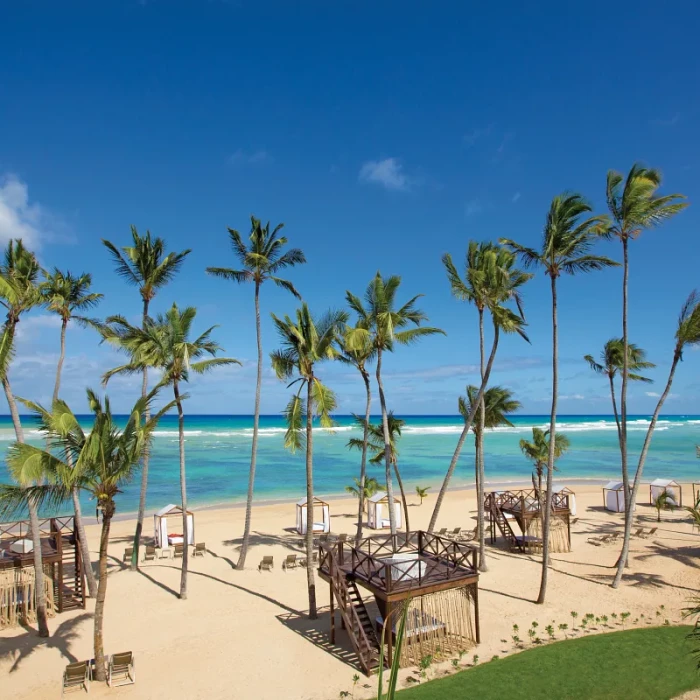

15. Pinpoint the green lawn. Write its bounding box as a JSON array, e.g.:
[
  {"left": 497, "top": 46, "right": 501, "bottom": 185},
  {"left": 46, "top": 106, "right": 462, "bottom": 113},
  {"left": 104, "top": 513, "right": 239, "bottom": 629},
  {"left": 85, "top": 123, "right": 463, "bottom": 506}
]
[{"left": 399, "top": 626, "right": 699, "bottom": 700}]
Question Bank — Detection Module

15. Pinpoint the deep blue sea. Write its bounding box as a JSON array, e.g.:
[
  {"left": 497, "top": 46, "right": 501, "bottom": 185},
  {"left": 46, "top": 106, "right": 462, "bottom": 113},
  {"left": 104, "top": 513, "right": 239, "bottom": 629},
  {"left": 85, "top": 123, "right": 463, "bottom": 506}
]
[{"left": 1, "top": 414, "right": 698, "bottom": 516}]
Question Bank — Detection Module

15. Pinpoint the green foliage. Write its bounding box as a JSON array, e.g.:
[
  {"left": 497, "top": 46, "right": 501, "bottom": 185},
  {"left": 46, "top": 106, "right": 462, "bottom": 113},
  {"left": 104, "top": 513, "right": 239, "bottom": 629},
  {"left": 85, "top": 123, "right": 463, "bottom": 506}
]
[
  {"left": 40, "top": 268, "right": 103, "bottom": 326},
  {"left": 519, "top": 428, "right": 570, "bottom": 488},
  {"left": 653, "top": 490, "right": 675, "bottom": 522},
  {"left": 459, "top": 385, "right": 521, "bottom": 437},
  {"left": 345, "top": 477, "right": 383, "bottom": 501},
  {"left": 347, "top": 412, "right": 404, "bottom": 465},
  {"left": 415, "top": 485, "right": 430, "bottom": 505},
  {"left": 584, "top": 338, "right": 655, "bottom": 383},
  {"left": 377, "top": 600, "right": 410, "bottom": 700}
]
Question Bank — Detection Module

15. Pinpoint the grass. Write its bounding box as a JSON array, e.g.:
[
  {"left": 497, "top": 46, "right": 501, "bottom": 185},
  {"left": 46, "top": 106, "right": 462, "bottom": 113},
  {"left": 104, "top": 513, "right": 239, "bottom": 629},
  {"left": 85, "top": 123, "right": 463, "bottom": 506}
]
[{"left": 399, "top": 626, "right": 699, "bottom": 700}]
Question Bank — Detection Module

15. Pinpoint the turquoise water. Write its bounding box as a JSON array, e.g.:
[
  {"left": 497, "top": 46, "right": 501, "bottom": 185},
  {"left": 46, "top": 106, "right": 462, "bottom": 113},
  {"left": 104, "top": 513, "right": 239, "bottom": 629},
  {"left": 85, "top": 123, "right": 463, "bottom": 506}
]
[{"left": 0, "top": 414, "right": 698, "bottom": 516}]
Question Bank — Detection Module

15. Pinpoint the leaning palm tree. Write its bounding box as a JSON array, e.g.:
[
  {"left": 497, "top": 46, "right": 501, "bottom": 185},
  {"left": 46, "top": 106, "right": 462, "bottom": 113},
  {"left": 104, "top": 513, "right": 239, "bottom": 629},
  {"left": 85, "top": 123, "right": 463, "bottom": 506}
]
[
  {"left": 518, "top": 428, "right": 570, "bottom": 498},
  {"left": 102, "top": 304, "right": 240, "bottom": 599},
  {"left": 605, "top": 165, "right": 686, "bottom": 555},
  {"left": 40, "top": 268, "right": 103, "bottom": 598},
  {"left": 460, "top": 385, "right": 521, "bottom": 569},
  {"left": 347, "top": 274, "right": 444, "bottom": 536},
  {"left": 612, "top": 291, "right": 700, "bottom": 587},
  {"left": 102, "top": 227, "right": 190, "bottom": 570},
  {"left": 270, "top": 303, "right": 347, "bottom": 619},
  {"left": 0, "top": 388, "right": 174, "bottom": 681},
  {"left": 206, "top": 217, "right": 305, "bottom": 569},
  {"left": 502, "top": 193, "right": 617, "bottom": 604},
  {"left": 0, "top": 239, "right": 49, "bottom": 637}
]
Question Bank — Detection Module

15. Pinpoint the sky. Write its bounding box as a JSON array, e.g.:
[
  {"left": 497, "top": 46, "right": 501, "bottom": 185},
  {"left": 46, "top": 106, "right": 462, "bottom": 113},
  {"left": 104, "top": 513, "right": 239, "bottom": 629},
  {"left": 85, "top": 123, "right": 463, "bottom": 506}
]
[{"left": 1, "top": 0, "right": 699, "bottom": 416}]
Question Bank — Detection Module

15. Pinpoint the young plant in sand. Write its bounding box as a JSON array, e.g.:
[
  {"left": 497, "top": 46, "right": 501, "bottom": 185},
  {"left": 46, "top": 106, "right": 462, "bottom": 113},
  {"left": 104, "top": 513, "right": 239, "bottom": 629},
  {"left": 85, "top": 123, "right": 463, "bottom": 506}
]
[
  {"left": 653, "top": 490, "right": 675, "bottom": 522},
  {"left": 518, "top": 427, "right": 570, "bottom": 498},
  {"left": 102, "top": 227, "right": 190, "bottom": 570},
  {"left": 345, "top": 477, "right": 383, "bottom": 510},
  {"left": 347, "top": 274, "right": 444, "bottom": 537},
  {"left": 415, "top": 486, "right": 430, "bottom": 506},
  {"left": 270, "top": 302, "right": 347, "bottom": 619},
  {"left": 206, "top": 217, "right": 305, "bottom": 569},
  {"left": 502, "top": 193, "right": 616, "bottom": 604},
  {"left": 0, "top": 239, "right": 49, "bottom": 637},
  {"left": 102, "top": 304, "right": 240, "bottom": 599},
  {"left": 0, "top": 388, "right": 174, "bottom": 681}
]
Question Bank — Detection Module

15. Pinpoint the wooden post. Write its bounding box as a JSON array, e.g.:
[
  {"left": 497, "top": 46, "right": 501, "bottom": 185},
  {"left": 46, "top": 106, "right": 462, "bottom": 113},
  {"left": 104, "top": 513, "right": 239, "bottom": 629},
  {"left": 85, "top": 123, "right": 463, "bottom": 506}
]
[
  {"left": 472, "top": 583, "right": 481, "bottom": 644},
  {"left": 566, "top": 513, "right": 571, "bottom": 552},
  {"left": 330, "top": 581, "right": 335, "bottom": 644}
]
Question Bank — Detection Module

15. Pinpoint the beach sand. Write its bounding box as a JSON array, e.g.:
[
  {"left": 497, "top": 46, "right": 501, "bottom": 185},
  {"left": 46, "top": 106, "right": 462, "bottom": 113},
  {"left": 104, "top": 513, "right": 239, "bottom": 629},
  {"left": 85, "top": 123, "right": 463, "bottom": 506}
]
[{"left": 1, "top": 484, "right": 698, "bottom": 699}]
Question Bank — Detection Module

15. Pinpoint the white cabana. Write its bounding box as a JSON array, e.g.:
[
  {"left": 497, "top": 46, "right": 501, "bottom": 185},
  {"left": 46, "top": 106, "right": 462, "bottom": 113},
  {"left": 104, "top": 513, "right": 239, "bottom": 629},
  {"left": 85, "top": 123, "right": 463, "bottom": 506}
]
[
  {"left": 649, "top": 478, "right": 682, "bottom": 507},
  {"left": 602, "top": 481, "right": 627, "bottom": 513},
  {"left": 154, "top": 504, "right": 194, "bottom": 548},
  {"left": 552, "top": 484, "right": 577, "bottom": 516},
  {"left": 367, "top": 492, "right": 402, "bottom": 530},
  {"left": 296, "top": 496, "right": 330, "bottom": 535}
]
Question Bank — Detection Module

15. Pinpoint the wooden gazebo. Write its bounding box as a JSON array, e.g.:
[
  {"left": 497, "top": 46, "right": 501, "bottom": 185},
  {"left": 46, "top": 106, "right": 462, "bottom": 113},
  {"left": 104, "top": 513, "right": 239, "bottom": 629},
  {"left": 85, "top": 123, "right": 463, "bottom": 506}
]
[
  {"left": 649, "top": 478, "right": 682, "bottom": 507},
  {"left": 603, "top": 481, "right": 628, "bottom": 512},
  {"left": 367, "top": 492, "right": 402, "bottom": 530},
  {"left": 296, "top": 496, "right": 330, "bottom": 535}
]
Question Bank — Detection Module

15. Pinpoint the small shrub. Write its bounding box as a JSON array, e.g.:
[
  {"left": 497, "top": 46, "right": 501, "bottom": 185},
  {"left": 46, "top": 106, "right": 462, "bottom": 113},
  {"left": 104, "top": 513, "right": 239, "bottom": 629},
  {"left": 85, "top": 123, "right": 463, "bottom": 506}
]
[
  {"left": 472, "top": 654, "right": 480, "bottom": 666},
  {"left": 545, "top": 624, "right": 555, "bottom": 639},
  {"left": 491, "top": 655, "right": 500, "bottom": 662}
]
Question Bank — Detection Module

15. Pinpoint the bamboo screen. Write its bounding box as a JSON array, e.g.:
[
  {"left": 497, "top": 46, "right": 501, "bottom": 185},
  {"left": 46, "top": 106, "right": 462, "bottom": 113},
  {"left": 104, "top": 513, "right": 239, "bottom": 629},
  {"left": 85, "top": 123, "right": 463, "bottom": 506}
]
[
  {"left": 397, "top": 585, "right": 476, "bottom": 667},
  {"left": 0, "top": 566, "right": 56, "bottom": 629},
  {"left": 526, "top": 514, "right": 570, "bottom": 553}
]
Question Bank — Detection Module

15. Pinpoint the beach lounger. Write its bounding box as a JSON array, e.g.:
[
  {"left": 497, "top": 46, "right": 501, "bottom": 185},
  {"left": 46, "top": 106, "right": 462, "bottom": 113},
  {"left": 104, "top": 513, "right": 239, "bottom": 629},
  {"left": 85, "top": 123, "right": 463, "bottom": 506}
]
[
  {"left": 458, "top": 526, "right": 478, "bottom": 542},
  {"left": 640, "top": 527, "right": 658, "bottom": 539},
  {"left": 632, "top": 527, "right": 645, "bottom": 538},
  {"left": 143, "top": 545, "right": 157, "bottom": 562},
  {"left": 436, "top": 528, "right": 448, "bottom": 536},
  {"left": 449, "top": 527, "right": 462, "bottom": 538},
  {"left": 173, "top": 544, "right": 184, "bottom": 559},
  {"left": 587, "top": 534, "right": 611, "bottom": 546},
  {"left": 336, "top": 533, "right": 348, "bottom": 544},
  {"left": 108, "top": 651, "right": 135, "bottom": 687},
  {"left": 258, "top": 555, "right": 274, "bottom": 572},
  {"left": 282, "top": 554, "right": 298, "bottom": 571},
  {"left": 299, "top": 551, "right": 318, "bottom": 567},
  {"left": 123, "top": 547, "right": 133, "bottom": 562},
  {"left": 62, "top": 660, "right": 90, "bottom": 696},
  {"left": 192, "top": 542, "right": 206, "bottom": 557}
]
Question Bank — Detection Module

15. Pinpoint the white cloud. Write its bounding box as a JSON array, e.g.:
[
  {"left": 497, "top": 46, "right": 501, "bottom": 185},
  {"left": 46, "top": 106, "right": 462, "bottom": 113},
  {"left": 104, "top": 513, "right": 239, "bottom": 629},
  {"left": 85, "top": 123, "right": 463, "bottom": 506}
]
[
  {"left": 512, "top": 192, "right": 521, "bottom": 203},
  {"left": 14, "top": 314, "right": 62, "bottom": 341},
  {"left": 465, "top": 199, "right": 482, "bottom": 217},
  {"left": 645, "top": 391, "right": 660, "bottom": 397},
  {"left": 0, "top": 174, "right": 57, "bottom": 250},
  {"left": 560, "top": 394, "right": 585, "bottom": 400},
  {"left": 228, "top": 149, "right": 272, "bottom": 166},
  {"left": 651, "top": 114, "right": 680, "bottom": 127},
  {"left": 358, "top": 158, "right": 410, "bottom": 192}
]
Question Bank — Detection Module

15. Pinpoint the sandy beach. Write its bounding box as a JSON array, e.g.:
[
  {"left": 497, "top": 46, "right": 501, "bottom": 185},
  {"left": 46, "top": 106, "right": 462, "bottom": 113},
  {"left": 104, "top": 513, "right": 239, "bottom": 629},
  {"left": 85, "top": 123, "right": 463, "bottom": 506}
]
[{"left": 1, "top": 483, "right": 698, "bottom": 699}]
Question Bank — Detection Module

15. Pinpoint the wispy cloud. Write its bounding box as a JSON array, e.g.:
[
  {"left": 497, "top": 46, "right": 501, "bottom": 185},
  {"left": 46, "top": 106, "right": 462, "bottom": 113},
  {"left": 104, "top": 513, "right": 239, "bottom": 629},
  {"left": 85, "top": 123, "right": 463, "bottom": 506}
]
[
  {"left": 560, "top": 394, "right": 585, "bottom": 400},
  {"left": 465, "top": 199, "right": 483, "bottom": 217},
  {"left": 651, "top": 114, "right": 681, "bottom": 127},
  {"left": 645, "top": 391, "right": 660, "bottom": 398},
  {"left": 512, "top": 192, "right": 521, "bottom": 204},
  {"left": 228, "top": 149, "right": 272, "bottom": 166},
  {"left": 463, "top": 125, "right": 493, "bottom": 147},
  {"left": 359, "top": 158, "right": 411, "bottom": 192}
]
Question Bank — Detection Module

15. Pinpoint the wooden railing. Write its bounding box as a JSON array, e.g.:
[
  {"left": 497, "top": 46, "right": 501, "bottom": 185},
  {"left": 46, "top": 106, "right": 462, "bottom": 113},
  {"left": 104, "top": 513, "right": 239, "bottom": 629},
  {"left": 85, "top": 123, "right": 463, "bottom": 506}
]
[{"left": 485, "top": 490, "right": 569, "bottom": 515}]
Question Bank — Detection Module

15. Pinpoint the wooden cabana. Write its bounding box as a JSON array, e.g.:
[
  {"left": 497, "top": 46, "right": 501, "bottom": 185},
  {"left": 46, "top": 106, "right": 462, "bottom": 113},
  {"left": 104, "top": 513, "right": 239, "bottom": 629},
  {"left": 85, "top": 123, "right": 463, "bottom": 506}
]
[
  {"left": 552, "top": 484, "right": 577, "bottom": 516},
  {"left": 296, "top": 496, "right": 330, "bottom": 535},
  {"left": 367, "top": 492, "right": 402, "bottom": 530},
  {"left": 154, "top": 504, "right": 194, "bottom": 548},
  {"left": 693, "top": 482, "right": 700, "bottom": 506},
  {"left": 649, "top": 478, "right": 682, "bottom": 507},
  {"left": 603, "top": 481, "right": 628, "bottom": 512}
]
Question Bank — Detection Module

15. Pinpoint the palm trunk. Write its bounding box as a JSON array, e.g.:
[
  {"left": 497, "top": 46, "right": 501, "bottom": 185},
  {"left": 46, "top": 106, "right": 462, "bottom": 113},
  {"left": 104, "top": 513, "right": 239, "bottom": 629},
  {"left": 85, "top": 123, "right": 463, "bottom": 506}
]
[
  {"left": 620, "top": 238, "right": 630, "bottom": 513},
  {"left": 393, "top": 461, "right": 410, "bottom": 533},
  {"left": 612, "top": 347, "right": 681, "bottom": 588},
  {"left": 477, "top": 308, "right": 487, "bottom": 572},
  {"left": 355, "top": 370, "right": 371, "bottom": 545},
  {"left": 174, "top": 380, "right": 189, "bottom": 600},
  {"left": 52, "top": 317, "right": 67, "bottom": 404},
  {"left": 428, "top": 324, "right": 500, "bottom": 532},
  {"left": 375, "top": 349, "right": 397, "bottom": 537},
  {"left": 305, "top": 376, "right": 318, "bottom": 619},
  {"left": 608, "top": 374, "right": 622, "bottom": 445},
  {"left": 131, "top": 297, "right": 150, "bottom": 570},
  {"left": 237, "top": 281, "right": 263, "bottom": 570},
  {"left": 93, "top": 504, "right": 113, "bottom": 682},
  {"left": 537, "top": 275, "right": 558, "bottom": 605},
  {"left": 71, "top": 483, "right": 97, "bottom": 597}
]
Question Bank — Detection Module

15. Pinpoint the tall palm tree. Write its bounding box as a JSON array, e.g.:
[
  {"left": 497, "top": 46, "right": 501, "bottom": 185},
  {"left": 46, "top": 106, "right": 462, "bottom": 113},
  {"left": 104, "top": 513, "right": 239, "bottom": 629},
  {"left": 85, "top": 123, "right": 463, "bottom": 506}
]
[
  {"left": 102, "top": 304, "right": 239, "bottom": 599},
  {"left": 460, "top": 385, "right": 521, "bottom": 569},
  {"left": 0, "top": 388, "right": 174, "bottom": 680},
  {"left": 502, "top": 193, "right": 617, "bottom": 604},
  {"left": 206, "top": 217, "right": 305, "bottom": 569},
  {"left": 613, "top": 291, "right": 700, "bottom": 587},
  {"left": 348, "top": 412, "right": 410, "bottom": 532},
  {"left": 605, "top": 165, "right": 686, "bottom": 550},
  {"left": 347, "top": 274, "right": 444, "bottom": 536},
  {"left": 0, "top": 239, "right": 49, "bottom": 637},
  {"left": 40, "top": 268, "right": 103, "bottom": 598},
  {"left": 518, "top": 428, "right": 570, "bottom": 498},
  {"left": 584, "top": 339, "right": 655, "bottom": 442},
  {"left": 102, "top": 227, "right": 190, "bottom": 570},
  {"left": 270, "top": 303, "right": 346, "bottom": 619},
  {"left": 336, "top": 322, "right": 376, "bottom": 543}
]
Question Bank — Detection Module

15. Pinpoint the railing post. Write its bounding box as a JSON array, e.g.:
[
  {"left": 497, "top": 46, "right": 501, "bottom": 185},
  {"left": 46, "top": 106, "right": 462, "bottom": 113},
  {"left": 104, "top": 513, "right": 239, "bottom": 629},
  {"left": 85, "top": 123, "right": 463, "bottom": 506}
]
[
  {"left": 418, "top": 530, "right": 423, "bottom": 555},
  {"left": 384, "top": 563, "right": 392, "bottom": 593}
]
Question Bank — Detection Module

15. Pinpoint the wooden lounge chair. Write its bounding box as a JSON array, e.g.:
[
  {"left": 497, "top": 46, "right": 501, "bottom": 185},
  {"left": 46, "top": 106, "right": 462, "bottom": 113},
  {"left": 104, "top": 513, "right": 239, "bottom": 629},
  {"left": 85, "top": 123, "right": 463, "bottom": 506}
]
[
  {"left": 108, "top": 651, "right": 135, "bottom": 687},
  {"left": 336, "top": 533, "right": 348, "bottom": 544},
  {"left": 123, "top": 547, "right": 133, "bottom": 562},
  {"left": 192, "top": 542, "right": 206, "bottom": 557},
  {"left": 436, "top": 528, "right": 448, "bottom": 536},
  {"left": 62, "top": 660, "right": 90, "bottom": 696},
  {"left": 632, "top": 527, "right": 645, "bottom": 538},
  {"left": 640, "top": 527, "right": 658, "bottom": 539},
  {"left": 258, "top": 555, "right": 274, "bottom": 572},
  {"left": 449, "top": 527, "right": 462, "bottom": 538},
  {"left": 458, "top": 526, "right": 478, "bottom": 542},
  {"left": 143, "top": 545, "right": 157, "bottom": 562},
  {"left": 299, "top": 551, "right": 318, "bottom": 567},
  {"left": 282, "top": 554, "right": 298, "bottom": 571},
  {"left": 587, "top": 534, "right": 611, "bottom": 546},
  {"left": 173, "top": 544, "right": 184, "bottom": 559}
]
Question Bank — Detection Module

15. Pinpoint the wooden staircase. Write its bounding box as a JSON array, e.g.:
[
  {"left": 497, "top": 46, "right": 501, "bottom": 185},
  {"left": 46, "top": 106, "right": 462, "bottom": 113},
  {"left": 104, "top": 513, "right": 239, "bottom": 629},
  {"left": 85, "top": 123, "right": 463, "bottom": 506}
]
[
  {"left": 487, "top": 495, "right": 525, "bottom": 553},
  {"left": 51, "top": 524, "right": 85, "bottom": 612}
]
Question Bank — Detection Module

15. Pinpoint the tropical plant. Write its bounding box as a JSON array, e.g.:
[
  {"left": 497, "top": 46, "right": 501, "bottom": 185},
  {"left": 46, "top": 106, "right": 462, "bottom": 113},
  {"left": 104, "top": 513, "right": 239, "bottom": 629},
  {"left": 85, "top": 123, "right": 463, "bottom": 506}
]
[
  {"left": 377, "top": 599, "right": 410, "bottom": 700},
  {"left": 336, "top": 322, "right": 376, "bottom": 543},
  {"left": 0, "top": 239, "right": 49, "bottom": 637},
  {"left": 102, "top": 226, "right": 190, "bottom": 570},
  {"left": 502, "top": 193, "right": 617, "bottom": 603},
  {"left": 347, "top": 274, "right": 444, "bottom": 537},
  {"left": 518, "top": 428, "right": 570, "bottom": 497},
  {"left": 345, "top": 476, "right": 383, "bottom": 510},
  {"left": 415, "top": 486, "right": 430, "bottom": 506},
  {"left": 0, "top": 388, "right": 174, "bottom": 681},
  {"left": 604, "top": 165, "right": 686, "bottom": 566},
  {"left": 613, "top": 291, "right": 700, "bottom": 587},
  {"left": 683, "top": 597, "right": 700, "bottom": 670},
  {"left": 653, "top": 490, "right": 674, "bottom": 522},
  {"left": 206, "top": 216, "right": 305, "bottom": 569},
  {"left": 102, "top": 304, "right": 239, "bottom": 599},
  {"left": 270, "top": 303, "right": 347, "bottom": 618}
]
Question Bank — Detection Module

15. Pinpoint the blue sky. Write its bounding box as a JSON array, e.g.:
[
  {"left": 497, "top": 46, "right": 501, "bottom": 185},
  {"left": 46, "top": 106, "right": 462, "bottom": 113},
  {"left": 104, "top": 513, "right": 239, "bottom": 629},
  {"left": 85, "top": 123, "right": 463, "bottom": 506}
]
[{"left": 1, "top": 1, "right": 699, "bottom": 415}]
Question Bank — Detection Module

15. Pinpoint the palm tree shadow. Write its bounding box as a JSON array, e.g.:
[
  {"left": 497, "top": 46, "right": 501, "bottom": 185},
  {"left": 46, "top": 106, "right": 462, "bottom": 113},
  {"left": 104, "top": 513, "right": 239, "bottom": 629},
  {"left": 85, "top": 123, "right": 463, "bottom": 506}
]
[
  {"left": 0, "top": 612, "right": 93, "bottom": 672},
  {"left": 635, "top": 542, "right": 700, "bottom": 570}
]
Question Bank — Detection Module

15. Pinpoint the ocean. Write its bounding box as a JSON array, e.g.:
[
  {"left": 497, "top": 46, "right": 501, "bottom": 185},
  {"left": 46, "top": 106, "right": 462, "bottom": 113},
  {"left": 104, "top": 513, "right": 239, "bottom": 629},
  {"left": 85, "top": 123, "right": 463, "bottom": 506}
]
[{"left": 0, "top": 414, "right": 698, "bottom": 517}]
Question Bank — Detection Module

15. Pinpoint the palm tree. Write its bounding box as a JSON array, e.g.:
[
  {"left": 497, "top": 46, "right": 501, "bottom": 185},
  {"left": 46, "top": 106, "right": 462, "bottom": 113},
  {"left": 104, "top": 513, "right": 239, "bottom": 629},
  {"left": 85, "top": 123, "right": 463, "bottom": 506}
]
[
  {"left": 605, "top": 165, "right": 686, "bottom": 557},
  {"left": 40, "top": 268, "right": 103, "bottom": 598},
  {"left": 518, "top": 428, "right": 570, "bottom": 498},
  {"left": 684, "top": 597, "right": 700, "bottom": 670},
  {"left": 206, "top": 217, "right": 305, "bottom": 569},
  {"left": 336, "top": 323, "right": 376, "bottom": 543},
  {"left": 502, "top": 193, "right": 617, "bottom": 604},
  {"left": 102, "top": 304, "right": 240, "bottom": 599},
  {"left": 460, "top": 385, "right": 521, "bottom": 569},
  {"left": 270, "top": 303, "right": 346, "bottom": 618},
  {"left": 415, "top": 486, "right": 430, "bottom": 506},
  {"left": 613, "top": 291, "right": 700, "bottom": 587},
  {"left": 0, "top": 388, "right": 174, "bottom": 681},
  {"left": 347, "top": 274, "right": 444, "bottom": 536},
  {"left": 345, "top": 476, "right": 383, "bottom": 510},
  {"left": 102, "top": 227, "right": 190, "bottom": 570},
  {"left": 584, "top": 338, "right": 655, "bottom": 442},
  {"left": 348, "top": 412, "right": 410, "bottom": 532},
  {"left": 652, "top": 490, "right": 674, "bottom": 522},
  {"left": 0, "top": 239, "right": 49, "bottom": 637}
]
